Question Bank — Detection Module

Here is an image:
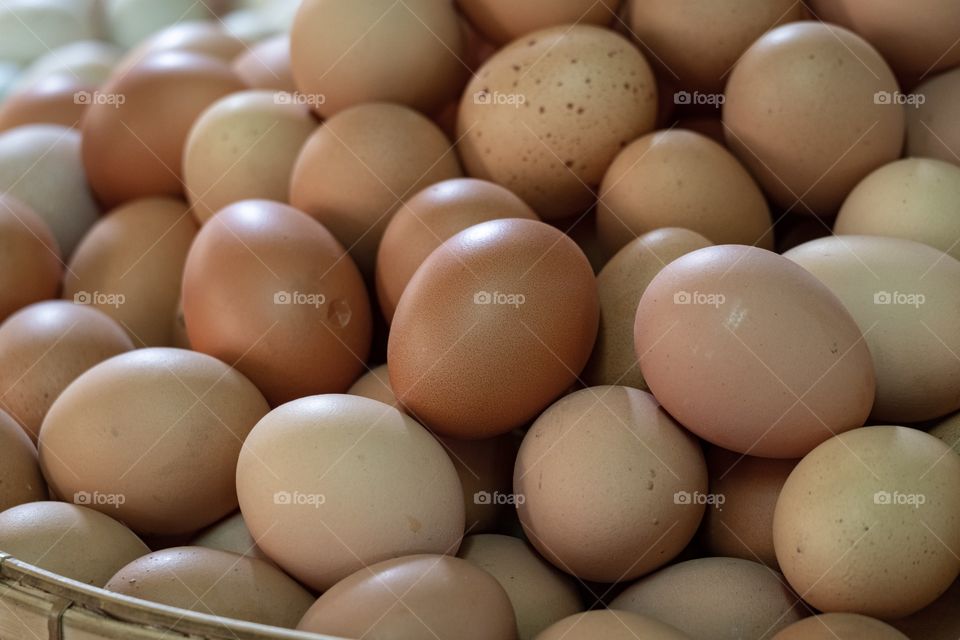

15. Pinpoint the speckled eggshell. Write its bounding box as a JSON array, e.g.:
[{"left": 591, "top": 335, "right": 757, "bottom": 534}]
[
  {"left": 459, "top": 534, "right": 582, "bottom": 640},
  {"left": 773, "top": 613, "right": 909, "bottom": 640},
  {"left": 597, "top": 130, "right": 773, "bottom": 256},
  {"left": 39, "top": 348, "right": 270, "bottom": 536},
  {"left": 773, "top": 426, "right": 960, "bottom": 619},
  {"left": 0, "top": 194, "right": 61, "bottom": 322},
  {"left": 296, "top": 554, "right": 517, "bottom": 640},
  {"left": 723, "top": 22, "right": 905, "bottom": 216},
  {"left": 376, "top": 178, "right": 537, "bottom": 322},
  {"left": 458, "top": 25, "right": 657, "bottom": 221},
  {"left": 0, "top": 501, "right": 148, "bottom": 586},
  {"left": 190, "top": 512, "right": 271, "bottom": 562},
  {"left": 0, "top": 410, "right": 46, "bottom": 512},
  {"left": 290, "top": 102, "right": 462, "bottom": 279},
  {"left": 182, "top": 200, "right": 372, "bottom": 405},
  {"left": 635, "top": 245, "right": 875, "bottom": 458},
  {"left": 105, "top": 546, "right": 313, "bottom": 628},
  {"left": 0, "top": 75, "right": 93, "bottom": 132},
  {"left": 388, "top": 218, "right": 599, "bottom": 439},
  {"left": 457, "top": 0, "right": 620, "bottom": 44},
  {"left": 906, "top": 68, "right": 960, "bottom": 166},
  {"left": 537, "top": 611, "right": 691, "bottom": 640},
  {"left": 232, "top": 35, "right": 296, "bottom": 92},
  {"left": 610, "top": 557, "right": 806, "bottom": 640},
  {"left": 891, "top": 579, "right": 960, "bottom": 640},
  {"left": 0, "top": 301, "right": 133, "bottom": 442}
]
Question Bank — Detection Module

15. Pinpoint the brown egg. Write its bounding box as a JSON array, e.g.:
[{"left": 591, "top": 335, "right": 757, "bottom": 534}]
[
  {"left": 457, "top": 0, "right": 620, "bottom": 44},
  {"left": 297, "top": 554, "right": 517, "bottom": 640},
  {"left": 184, "top": 91, "right": 317, "bottom": 224},
  {"left": 0, "top": 194, "right": 61, "bottom": 322},
  {"left": 62, "top": 197, "right": 198, "bottom": 347},
  {"left": 702, "top": 447, "right": 798, "bottom": 568},
  {"left": 773, "top": 613, "right": 909, "bottom": 640},
  {"left": 537, "top": 611, "right": 691, "bottom": 640},
  {"left": 290, "top": 0, "right": 466, "bottom": 117},
  {"left": 290, "top": 102, "right": 462, "bottom": 278},
  {"left": 119, "top": 21, "right": 246, "bottom": 70},
  {"left": 105, "top": 546, "right": 313, "bottom": 628},
  {"left": 0, "top": 301, "right": 133, "bottom": 442},
  {"left": 388, "top": 218, "right": 598, "bottom": 439},
  {"left": 0, "top": 502, "right": 148, "bottom": 586},
  {"left": 635, "top": 245, "right": 875, "bottom": 458},
  {"left": 81, "top": 51, "right": 245, "bottom": 208},
  {"left": 236, "top": 395, "right": 465, "bottom": 592},
  {"left": 182, "top": 200, "right": 371, "bottom": 405},
  {"left": 723, "top": 22, "right": 905, "bottom": 217},
  {"left": 347, "top": 364, "right": 397, "bottom": 407},
  {"left": 170, "top": 295, "right": 190, "bottom": 350},
  {"left": 611, "top": 557, "right": 806, "bottom": 639},
  {"left": 376, "top": 178, "right": 537, "bottom": 322},
  {"left": 515, "top": 386, "right": 707, "bottom": 582},
  {"left": 834, "top": 159, "right": 960, "bottom": 260},
  {"left": 232, "top": 35, "right": 295, "bottom": 93},
  {"left": 597, "top": 130, "right": 773, "bottom": 255},
  {"left": 584, "top": 228, "right": 712, "bottom": 390},
  {"left": 785, "top": 235, "right": 960, "bottom": 422},
  {"left": 459, "top": 534, "right": 582, "bottom": 640},
  {"left": 0, "top": 75, "right": 91, "bottom": 131},
  {"left": 39, "top": 348, "right": 270, "bottom": 536},
  {"left": 774, "top": 426, "right": 960, "bottom": 619},
  {"left": 190, "top": 512, "right": 271, "bottom": 562},
  {"left": 458, "top": 25, "right": 657, "bottom": 220},
  {"left": 906, "top": 68, "right": 960, "bottom": 166},
  {"left": 891, "top": 579, "right": 960, "bottom": 640},
  {"left": 628, "top": 0, "right": 803, "bottom": 93},
  {"left": 442, "top": 433, "right": 521, "bottom": 533},
  {"left": 0, "top": 410, "right": 46, "bottom": 512}
]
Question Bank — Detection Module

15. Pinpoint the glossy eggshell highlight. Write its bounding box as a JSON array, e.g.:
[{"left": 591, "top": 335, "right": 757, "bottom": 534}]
[
  {"left": 723, "top": 22, "right": 905, "bottom": 216},
  {"left": 290, "top": 102, "right": 462, "bottom": 278},
  {"left": 105, "top": 547, "right": 313, "bottom": 628},
  {"left": 376, "top": 178, "right": 537, "bottom": 322},
  {"left": 773, "top": 613, "right": 909, "bottom": 640},
  {"left": 515, "top": 386, "right": 707, "bottom": 582},
  {"left": 296, "top": 554, "right": 517, "bottom": 640},
  {"left": 39, "top": 348, "right": 270, "bottom": 536},
  {"left": 81, "top": 52, "right": 245, "bottom": 209},
  {"left": 62, "top": 197, "right": 198, "bottom": 347},
  {"left": 0, "top": 502, "right": 148, "bottom": 586},
  {"left": 537, "top": 611, "right": 691, "bottom": 640},
  {"left": 236, "top": 395, "right": 465, "bottom": 592},
  {"left": 388, "top": 218, "right": 599, "bottom": 439},
  {"left": 773, "top": 426, "right": 960, "bottom": 619},
  {"left": 190, "top": 512, "right": 271, "bottom": 563},
  {"left": 0, "top": 194, "right": 61, "bottom": 322},
  {"left": 635, "top": 245, "right": 875, "bottom": 458},
  {"left": 0, "top": 301, "right": 134, "bottom": 442},
  {"left": 458, "top": 25, "right": 657, "bottom": 220},
  {"left": 906, "top": 68, "right": 960, "bottom": 166},
  {"left": 181, "top": 200, "right": 372, "bottom": 405},
  {"left": 457, "top": 0, "right": 620, "bottom": 44},
  {"left": 0, "top": 410, "right": 47, "bottom": 512},
  {"left": 232, "top": 35, "right": 296, "bottom": 93}
]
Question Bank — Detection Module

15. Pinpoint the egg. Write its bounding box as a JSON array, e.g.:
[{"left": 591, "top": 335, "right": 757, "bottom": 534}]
[
  {"left": 15, "top": 40, "right": 121, "bottom": 88},
  {"left": 515, "top": 386, "right": 707, "bottom": 582},
  {"left": 81, "top": 51, "right": 245, "bottom": 209},
  {"left": 0, "top": 301, "right": 133, "bottom": 442},
  {"left": 906, "top": 68, "right": 960, "bottom": 166},
  {"left": 610, "top": 557, "right": 806, "bottom": 639},
  {"left": 347, "top": 364, "right": 397, "bottom": 407},
  {"left": 376, "top": 178, "right": 537, "bottom": 322},
  {"left": 891, "top": 579, "right": 960, "bottom": 640},
  {"left": 182, "top": 200, "right": 372, "bottom": 405},
  {"left": 388, "top": 218, "right": 598, "bottom": 439},
  {"left": 190, "top": 512, "right": 271, "bottom": 563},
  {"left": 459, "top": 534, "right": 582, "bottom": 640},
  {"left": 0, "top": 194, "right": 61, "bottom": 323},
  {"left": 773, "top": 426, "right": 960, "bottom": 619},
  {"left": 39, "top": 348, "right": 270, "bottom": 536},
  {"left": 458, "top": 25, "right": 657, "bottom": 220},
  {"left": 0, "top": 502, "right": 148, "bottom": 586},
  {"left": 104, "top": 0, "right": 219, "bottom": 49},
  {"left": 0, "top": 75, "right": 93, "bottom": 131},
  {"left": 773, "top": 613, "right": 909, "bottom": 639},
  {"left": 184, "top": 91, "right": 317, "bottom": 224},
  {"left": 930, "top": 412, "right": 960, "bottom": 454},
  {"left": 723, "top": 22, "right": 905, "bottom": 216},
  {"left": 0, "top": 410, "right": 46, "bottom": 512},
  {"left": 290, "top": 0, "right": 467, "bottom": 117},
  {"left": 537, "top": 611, "right": 691, "bottom": 640},
  {"left": 635, "top": 245, "right": 875, "bottom": 458},
  {"left": 442, "top": 433, "right": 521, "bottom": 533},
  {"left": 0, "top": 124, "right": 100, "bottom": 257},
  {"left": 236, "top": 395, "right": 465, "bottom": 592},
  {"left": 457, "top": 0, "right": 620, "bottom": 44},
  {"left": 296, "top": 554, "right": 517, "bottom": 640},
  {"left": 232, "top": 35, "right": 295, "bottom": 92},
  {"left": 583, "top": 228, "right": 712, "bottom": 390},
  {"left": 120, "top": 21, "right": 246, "bottom": 70},
  {"left": 0, "top": 0, "right": 95, "bottom": 66},
  {"left": 105, "top": 547, "right": 313, "bottom": 628},
  {"left": 289, "top": 102, "right": 462, "bottom": 278}
]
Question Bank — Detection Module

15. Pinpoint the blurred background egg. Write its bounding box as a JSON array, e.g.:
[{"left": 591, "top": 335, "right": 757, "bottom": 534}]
[{"left": 457, "top": 0, "right": 620, "bottom": 44}]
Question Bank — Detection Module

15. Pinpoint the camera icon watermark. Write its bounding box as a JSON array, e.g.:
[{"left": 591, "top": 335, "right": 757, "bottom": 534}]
[
  {"left": 473, "top": 90, "right": 526, "bottom": 108},
  {"left": 873, "top": 290, "right": 925, "bottom": 308},
  {"left": 873, "top": 90, "right": 925, "bottom": 108},
  {"left": 73, "top": 491, "right": 126, "bottom": 509},
  {"left": 473, "top": 290, "right": 526, "bottom": 308},
  {"left": 74, "top": 291, "right": 126, "bottom": 308},
  {"left": 674, "top": 90, "right": 725, "bottom": 107},
  {"left": 674, "top": 490, "right": 725, "bottom": 510},
  {"left": 274, "top": 91, "right": 326, "bottom": 107},
  {"left": 273, "top": 490, "right": 326, "bottom": 508},
  {"left": 673, "top": 290, "right": 725, "bottom": 308},
  {"left": 473, "top": 490, "right": 525, "bottom": 506},
  {"left": 274, "top": 291, "right": 326, "bottom": 308},
  {"left": 873, "top": 490, "right": 925, "bottom": 508},
  {"left": 74, "top": 90, "right": 125, "bottom": 108}
]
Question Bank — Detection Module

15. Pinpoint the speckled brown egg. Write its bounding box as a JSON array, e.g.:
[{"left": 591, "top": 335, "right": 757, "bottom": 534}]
[
  {"left": 0, "top": 75, "right": 92, "bottom": 131},
  {"left": 0, "top": 409, "right": 46, "bottom": 512},
  {"left": 0, "top": 301, "right": 133, "bottom": 442},
  {"left": 105, "top": 546, "right": 313, "bottom": 628},
  {"left": 635, "top": 245, "right": 875, "bottom": 458},
  {"left": 723, "top": 22, "right": 905, "bottom": 216},
  {"left": 773, "top": 614, "right": 909, "bottom": 639},
  {"left": 232, "top": 35, "right": 296, "bottom": 93},
  {"left": 457, "top": 0, "right": 620, "bottom": 44},
  {"left": 773, "top": 426, "right": 960, "bottom": 619},
  {"left": 0, "top": 194, "right": 61, "bottom": 322},
  {"left": 537, "top": 611, "right": 691, "bottom": 640},
  {"left": 458, "top": 25, "right": 657, "bottom": 220},
  {"left": 39, "top": 348, "right": 270, "bottom": 536},
  {"left": 191, "top": 512, "right": 271, "bottom": 563},
  {"left": 81, "top": 51, "right": 245, "bottom": 208},
  {"left": 906, "top": 68, "right": 960, "bottom": 166},
  {"left": 297, "top": 554, "right": 517, "bottom": 640},
  {"left": 388, "top": 218, "right": 598, "bottom": 439},
  {"left": 376, "top": 178, "right": 537, "bottom": 322}
]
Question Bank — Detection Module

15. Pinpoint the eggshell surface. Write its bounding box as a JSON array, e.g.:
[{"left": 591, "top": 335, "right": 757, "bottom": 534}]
[
  {"left": 773, "top": 613, "right": 909, "bottom": 639},
  {"left": 0, "top": 194, "right": 61, "bottom": 323},
  {"left": 537, "top": 611, "right": 691, "bottom": 640},
  {"left": 0, "top": 410, "right": 47, "bottom": 512}
]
